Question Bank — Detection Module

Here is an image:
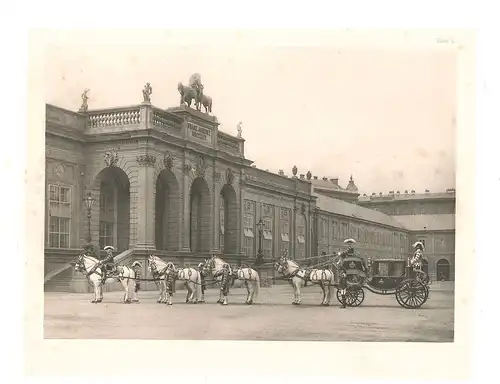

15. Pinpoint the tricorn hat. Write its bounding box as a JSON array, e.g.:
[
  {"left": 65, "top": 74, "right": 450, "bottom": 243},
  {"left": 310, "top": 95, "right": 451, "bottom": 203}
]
[
  {"left": 103, "top": 245, "right": 115, "bottom": 252},
  {"left": 344, "top": 238, "right": 356, "bottom": 245}
]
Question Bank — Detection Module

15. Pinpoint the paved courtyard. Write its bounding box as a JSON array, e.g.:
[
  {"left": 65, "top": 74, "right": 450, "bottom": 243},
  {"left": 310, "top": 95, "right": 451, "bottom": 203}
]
[{"left": 44, "top": 283, "right": 454, "bottom": 342}]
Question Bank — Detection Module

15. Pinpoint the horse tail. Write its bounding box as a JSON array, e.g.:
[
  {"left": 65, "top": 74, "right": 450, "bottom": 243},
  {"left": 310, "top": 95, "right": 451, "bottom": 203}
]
[
  {"left": 195, "top": 269, "right": 202, "bottom": 301},
  {"left": 254, "top": 269, "right": 260, "bottom": 300}
]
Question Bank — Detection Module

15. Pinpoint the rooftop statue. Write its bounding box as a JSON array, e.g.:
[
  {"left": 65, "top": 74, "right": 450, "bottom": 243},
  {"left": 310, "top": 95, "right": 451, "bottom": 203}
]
[
  {"left": 142, "top": 82, "right": 152, "bottom": 103},
  {"left": 79, "top": 89, "right": 90, "bottom": 113},
  {"left": 237, "top": 121, "right": 242, "bottom": 138}
]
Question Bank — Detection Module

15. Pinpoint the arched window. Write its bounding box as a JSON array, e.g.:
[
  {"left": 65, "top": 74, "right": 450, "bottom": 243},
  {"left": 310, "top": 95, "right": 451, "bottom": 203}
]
[{"left": 436, "top": 259, "right": 450, "bottom": 281}]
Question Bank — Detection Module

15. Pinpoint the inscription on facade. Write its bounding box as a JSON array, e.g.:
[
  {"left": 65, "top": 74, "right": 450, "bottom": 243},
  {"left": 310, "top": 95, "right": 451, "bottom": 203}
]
[{"left": 188, "top": 122, "right": 212, "bottom": 144}]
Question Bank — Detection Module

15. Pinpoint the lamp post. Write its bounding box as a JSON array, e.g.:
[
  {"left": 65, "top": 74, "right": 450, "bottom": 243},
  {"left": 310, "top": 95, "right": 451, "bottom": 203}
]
[
  {"left": 83, "top": 192, "right": 95, "bottom": 244},
  {"left": 255, "top": 219, "right": 265, "bottom": 265}
]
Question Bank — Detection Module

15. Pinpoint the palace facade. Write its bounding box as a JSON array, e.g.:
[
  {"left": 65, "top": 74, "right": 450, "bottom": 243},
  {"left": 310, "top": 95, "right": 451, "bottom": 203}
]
[{"left": 44, "top": 89, "right": 456, "bottom": 293}]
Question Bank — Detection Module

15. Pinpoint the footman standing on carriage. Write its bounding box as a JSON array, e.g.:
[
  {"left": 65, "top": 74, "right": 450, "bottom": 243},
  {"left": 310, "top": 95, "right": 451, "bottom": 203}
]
[{"left": 410, "top": 241, "right": 424, "bottom": 270}]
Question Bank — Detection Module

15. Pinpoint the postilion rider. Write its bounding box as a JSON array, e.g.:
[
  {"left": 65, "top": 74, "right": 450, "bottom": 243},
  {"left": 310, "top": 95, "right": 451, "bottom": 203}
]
[{"left": 99, "top": 245, "right": 117, "bottom": 279}]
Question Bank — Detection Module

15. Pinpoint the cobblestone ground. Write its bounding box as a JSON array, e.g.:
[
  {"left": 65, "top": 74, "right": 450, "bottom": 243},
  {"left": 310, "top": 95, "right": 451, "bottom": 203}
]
[{"left": 44, "top": 282, "right": 454, "bottom": 341}]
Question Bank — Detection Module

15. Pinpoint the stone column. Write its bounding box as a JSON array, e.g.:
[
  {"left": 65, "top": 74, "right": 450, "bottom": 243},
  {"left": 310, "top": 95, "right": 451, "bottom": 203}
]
[
  {"left": 212, "top": 180, "right": 221, "bottom": 254},
  {"left": 181, "top": 163, "right": 191, "bottom": 251},
  {"left": 134, "top": 154, "right": 156, "bottom": 250}
]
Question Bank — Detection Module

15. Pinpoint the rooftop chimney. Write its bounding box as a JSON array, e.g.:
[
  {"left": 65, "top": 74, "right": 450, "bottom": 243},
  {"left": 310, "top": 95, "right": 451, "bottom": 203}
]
[
  {"left": 411, "top": 190, "right": 415, "bottom": 194},
  {"left": 300, "top": 174, "right": 305, "bottom": 179},
  {"left": 330, "top": 178, "right": 339, "bottom": 185},
  {"left": 405, "top": 190, "right": 409, "bottom": 194},
  {"left": 389, "top": 190, "right": 394, "bottom": 194},
  {"left": 313, "top": 176, "right": 318, "bottom": 180},
  {"left": 425, "top": 189, "right": 430, "bottom": 193},
  {"left": 379, "top": 192, "right": 383, "bottom": 196},
  {"left": 322, "top": 177, "right": 328, "bottom": 181},
  {"left": 278, "top": 169, "right": 284, "bottom": 176},
  {"left": 396, "top": 191, "right": 400, "bottom": 194}
]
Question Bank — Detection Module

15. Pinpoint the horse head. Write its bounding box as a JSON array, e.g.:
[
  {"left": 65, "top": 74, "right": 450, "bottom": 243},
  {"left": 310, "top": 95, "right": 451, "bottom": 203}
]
[
  {"left": 147, "top": 255, "right": 157, "bottom": 273},
  {"left": 74, "top": 253, "right": 86, "bottom": 273},
  {"left": 202, "top": 257, "right": 214, "bottom": 275}
]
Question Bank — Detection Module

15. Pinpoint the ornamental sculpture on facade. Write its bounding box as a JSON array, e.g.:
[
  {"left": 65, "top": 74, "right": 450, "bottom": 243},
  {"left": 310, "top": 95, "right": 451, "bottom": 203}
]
[
  {"left": 306, "top": 171, "right": 312, "bottom": 180},
  {"left": 79, "top": 89, "right": 90, "bottom": 113},
  {"left": 292, "top": 165, "right": 298, "bottom": 176},
  {"left": 142, "top": 82, "right": 152, "bottom": 103},
  {"left": 194, "top": 156, "right": 207, "bottom": 178},
  {"left": 177, "top": 73, "right": 213, "bottom": 114},
  {"left": 226, "top": 168, "right": 234, "bottom": 185},
  {"left": 136, "top": 154, "right": 157, "bottom": 167},
  {"left": 163, "top": 151, "right": 174, "bottom": 170},
  {"left": 104, "top": 148, "right": 119, "bottom": 167}
]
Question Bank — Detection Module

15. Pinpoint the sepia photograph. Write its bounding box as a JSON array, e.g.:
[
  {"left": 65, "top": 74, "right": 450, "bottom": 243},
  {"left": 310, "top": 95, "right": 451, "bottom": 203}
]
[
  {"left": 42, "top": 33, "right": 458, "bottom": 343},
  {"left": 23, "top": 28, "right": 477, "bottom": 380}
]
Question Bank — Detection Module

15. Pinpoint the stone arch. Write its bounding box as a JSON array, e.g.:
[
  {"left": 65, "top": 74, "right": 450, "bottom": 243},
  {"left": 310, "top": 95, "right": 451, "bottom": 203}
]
[
  {"left": 93, "top": 166, "right": 131, "bottom": 252},
  {"left": 219, "top": 184, "right": 238, "bottom": 253},
  {"left": 190, "top": 177, "right": 212, "bottom": 252},
  {"left": 155, "top": 169, "right": 180, "bottom": 250},
  {"left": 436, "top": 258, "right": 451, "bottom": 281}
]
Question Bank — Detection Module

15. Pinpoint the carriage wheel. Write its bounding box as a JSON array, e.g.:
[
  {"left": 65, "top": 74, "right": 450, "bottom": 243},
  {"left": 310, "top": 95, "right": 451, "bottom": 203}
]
[
  {"left": 395, "top": 279, "right": 429, "bottom": 309},
  {"left": 336, "top": 287, "right": 365, "bottom": 307}
]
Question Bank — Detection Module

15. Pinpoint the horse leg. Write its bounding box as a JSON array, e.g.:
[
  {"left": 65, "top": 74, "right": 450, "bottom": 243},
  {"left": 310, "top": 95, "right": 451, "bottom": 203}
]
[
  {"left": 296, "top": 282, "right": 302, "bottom": 305},
  {"left": 248, "top": 281, "right": 254, "bottom": 305},
  {"left": 320, "top": 283, "right": 327, "bottom": 306},
  {"left": 244, "top": 281, "right": 250, "bottom": 304},
  {"left": 91, "top": 281, "right": 97, "bottom": 303},
  {"left": 184, "top": 282, "right": 191, "bottom": 303}
]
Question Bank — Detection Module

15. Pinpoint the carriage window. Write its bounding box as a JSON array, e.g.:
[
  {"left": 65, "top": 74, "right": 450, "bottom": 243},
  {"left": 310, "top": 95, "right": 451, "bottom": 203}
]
[{"left": 48, "top": 184, "right": 72, "bottom": 248}]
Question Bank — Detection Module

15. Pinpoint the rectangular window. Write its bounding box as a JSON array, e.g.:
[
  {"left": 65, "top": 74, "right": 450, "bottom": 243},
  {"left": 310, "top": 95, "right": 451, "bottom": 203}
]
[
  {"left": 296, "top": 214, "right": 306, "bottom": 259},
  {"left": 99, "top": 221, "right": 114, "bottom": 249},
  {"left": 263, "top": 217, "right": 273, "bottom": 258},
  {"left": 243, "top": 213, "right": 254, "bottom": 256},
  {"left": 48, "top": 184, "right": 72, "bottom": 248},
  {"left": 280, "top": 217, "right": 290, "bottom": 256}
]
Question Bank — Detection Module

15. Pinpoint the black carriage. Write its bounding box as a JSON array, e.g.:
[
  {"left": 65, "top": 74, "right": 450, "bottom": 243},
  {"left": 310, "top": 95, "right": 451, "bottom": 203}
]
[{"left": 336, "top": 257, "right": 430, "bottom": 309}]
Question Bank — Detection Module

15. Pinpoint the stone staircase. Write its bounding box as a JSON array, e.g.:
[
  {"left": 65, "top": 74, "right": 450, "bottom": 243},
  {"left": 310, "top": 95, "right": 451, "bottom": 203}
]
[{"left": 44, "top": 267, "right": 73, "bottom": 292}]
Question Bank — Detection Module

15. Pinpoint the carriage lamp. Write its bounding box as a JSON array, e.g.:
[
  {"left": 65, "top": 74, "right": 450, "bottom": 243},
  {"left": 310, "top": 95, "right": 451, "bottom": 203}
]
[
  {"left": 256, "top": 219, "right": 265, "bottom": 265},
  {"left": 83, "top": 192, "right": 96, "bottom": 243}
]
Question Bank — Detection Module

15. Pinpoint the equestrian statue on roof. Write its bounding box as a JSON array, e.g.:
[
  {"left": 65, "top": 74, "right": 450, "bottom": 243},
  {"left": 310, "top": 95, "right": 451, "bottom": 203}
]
[{"left": 177, "top": 73, "right": 213, "bottom": 114}]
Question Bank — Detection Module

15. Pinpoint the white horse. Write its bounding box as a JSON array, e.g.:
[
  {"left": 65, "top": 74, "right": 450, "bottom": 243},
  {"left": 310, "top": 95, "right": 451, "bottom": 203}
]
[
  {"left": 274, "top": 255, "right": 336, "bottom": 306},
  {"left": 203, "top": 255, "right": 260, "bottom": 305},
  {"left": 73, "top": 253, "right": 140, "bottom": 304},
  {"left": 148, "top": 255, "right": 202, "bottom": 305},
  {"left": 147, "top": 255, "right": 169, "bottom": 303}
]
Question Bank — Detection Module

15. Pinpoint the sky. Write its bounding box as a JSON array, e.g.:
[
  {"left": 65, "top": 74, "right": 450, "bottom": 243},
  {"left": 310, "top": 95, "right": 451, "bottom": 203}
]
[{"left": 44, "top": 38, "right": 457, "bottom": 195}]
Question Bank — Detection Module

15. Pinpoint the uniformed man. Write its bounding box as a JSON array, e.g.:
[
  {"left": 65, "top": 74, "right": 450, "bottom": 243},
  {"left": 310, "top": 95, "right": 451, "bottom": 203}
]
[
  {"left": 198, "top": 262, "right": 206, "bottom": 303},
  {"left": 131, "top": 261, "right": 142, "bottom": 303},
  {"left": 100, "top": 246, "right": 117, "bottom": 278},
  {"left": 216, "top": 263, "right": 231, "bottom": 305},
  {"left": 410, "top": 241, "right": 425, "bottom": 271}
]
